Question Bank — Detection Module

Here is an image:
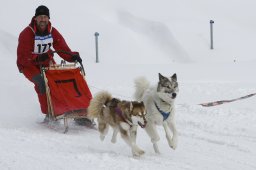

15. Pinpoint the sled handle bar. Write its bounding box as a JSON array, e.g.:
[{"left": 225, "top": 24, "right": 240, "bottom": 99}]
[{"left": 50, "top": 50, "right": 86, "bottom": 76}]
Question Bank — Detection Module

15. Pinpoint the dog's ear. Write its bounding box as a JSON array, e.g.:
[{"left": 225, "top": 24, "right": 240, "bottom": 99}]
[
  {"left": 130, "top": 102, "right": 133, "bottom": 111},
  {"left": 158, "top": 73, "right": 166, "bottom": 82},
  {"left": 171, "top": 73, "right": 177, "bottom": 81}
]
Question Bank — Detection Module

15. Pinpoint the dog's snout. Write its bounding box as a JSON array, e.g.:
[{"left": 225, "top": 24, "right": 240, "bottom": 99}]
[{"left": 172, "top": 93, "right": 177, "bottom": 98}]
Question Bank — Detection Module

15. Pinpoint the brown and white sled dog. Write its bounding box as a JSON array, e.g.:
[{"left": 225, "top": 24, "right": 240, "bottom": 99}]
[
  {"left": 87, "top": 91, "right": 147, "bottom": 156},
  {"left": 134, "top": 73, "right": 179, "bottom": 153}
]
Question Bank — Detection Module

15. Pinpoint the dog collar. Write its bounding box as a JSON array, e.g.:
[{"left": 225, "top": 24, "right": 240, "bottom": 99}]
[{"left": 154, "top": 101, "right": 170, "bottom": 121}]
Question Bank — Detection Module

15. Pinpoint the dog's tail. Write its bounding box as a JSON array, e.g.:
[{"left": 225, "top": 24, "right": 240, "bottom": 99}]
[
  {"left": 134, "top": 77, "right": 150, "bottom": 101},
  {"left": 88, "top": 91, "right": 112, "bottom": 118}
]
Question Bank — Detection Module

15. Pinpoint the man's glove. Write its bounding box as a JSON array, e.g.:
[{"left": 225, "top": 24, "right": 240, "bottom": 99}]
[
  {"left": 72, "top": 53, "right": 82, "bottom": 63},
  {"left": 35, "top": 53, "right": 50, "bottom": 62}
]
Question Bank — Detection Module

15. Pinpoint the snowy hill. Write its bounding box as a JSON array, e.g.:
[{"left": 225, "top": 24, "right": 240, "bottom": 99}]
[{"left": 0, "top": 0, "right": 256, "bottom": 170}]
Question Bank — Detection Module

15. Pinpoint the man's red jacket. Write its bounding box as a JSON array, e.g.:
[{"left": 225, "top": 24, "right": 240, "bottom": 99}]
[{"left": 17, "top": 17, "right": 74, "bottom": 73}]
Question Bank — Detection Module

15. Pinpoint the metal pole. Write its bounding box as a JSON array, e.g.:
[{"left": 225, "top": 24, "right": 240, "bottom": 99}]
[
  {"left": 210, "top": 20, "right": 214, "bottom": 49},
  {"left": 94, "top": 32, "right": 99, "bottom": 63}
]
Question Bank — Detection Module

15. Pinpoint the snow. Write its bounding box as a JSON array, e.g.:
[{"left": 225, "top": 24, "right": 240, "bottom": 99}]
[{"left": 1, "top": 0, "right": 256, "bottom": 169}]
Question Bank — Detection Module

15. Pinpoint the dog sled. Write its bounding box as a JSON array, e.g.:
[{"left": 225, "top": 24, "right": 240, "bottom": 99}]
[{"left": 41, "top": 51, "right": 92, "bottom": 133}]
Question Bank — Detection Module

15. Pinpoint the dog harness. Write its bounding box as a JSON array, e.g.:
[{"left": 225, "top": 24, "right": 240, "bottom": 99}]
[
  {"left": 154, "top": 101, "right": 170, "bottom": 121},
  {"left": 114, "top": 107, "right": 147, "bottom": 128},
  {"left": 114, "top": 107, "right": 133, "bottom": 126}
]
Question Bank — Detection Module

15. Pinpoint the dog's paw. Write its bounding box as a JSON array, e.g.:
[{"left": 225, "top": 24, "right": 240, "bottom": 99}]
[
  {"left": 170, "top": 143, "right": 177, "bottom": 150},
  {"left": 138, "top": 149, "right": 145, "bottom": 155},
  {"left": 132, "top": 151, "right": 143, "bottom": 157},
  {"left": 169, "top": 138, "right": 177, "bottom": 150},
  {"left": 153, "top": 143, "right": 160, "bottom": 154},
  {"left": 111, "top": 138, "right": 116, "bottom": 143},
  {"left": 100, "top": 135, "right": 105, "bottom": 141},
  {"left": 136, "top": 147, "right": 145, "bottom": 155},
  {"left": 134, "top": 148, "right": 145, "bottom": 155},
  {"left": 132, "top": 147, "right": 145, "bottom": 157}
]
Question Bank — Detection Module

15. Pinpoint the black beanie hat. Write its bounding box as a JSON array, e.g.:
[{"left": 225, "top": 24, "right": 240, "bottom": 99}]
[{"left": 35, "top": 5, "right": 50, "bottom": 18}]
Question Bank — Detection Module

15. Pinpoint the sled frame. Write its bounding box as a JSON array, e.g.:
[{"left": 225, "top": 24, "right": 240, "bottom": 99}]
[{"left": 42, "top": 61, "right": 89, "bottom": 133}]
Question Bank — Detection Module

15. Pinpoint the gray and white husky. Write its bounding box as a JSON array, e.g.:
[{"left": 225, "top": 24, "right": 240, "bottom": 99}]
[{"left": 134, "top": 73, "right": 179, "bottom": 153}]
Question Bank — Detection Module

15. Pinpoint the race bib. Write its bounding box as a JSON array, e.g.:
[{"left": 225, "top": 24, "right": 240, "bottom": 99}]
[{"left": 34, "top": 34, "right": 53, "bottom": 54}]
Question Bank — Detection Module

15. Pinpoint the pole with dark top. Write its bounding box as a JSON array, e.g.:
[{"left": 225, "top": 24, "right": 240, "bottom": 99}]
[
  {"left": 210, "top": 20, "right": 214, "bottom": 49},
  {"left": 94, "top": 32, "right": 99, "bottom": 63}
]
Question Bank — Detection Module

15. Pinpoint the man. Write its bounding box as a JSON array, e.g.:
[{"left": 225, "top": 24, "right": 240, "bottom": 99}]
[{"left": 17, "top": 5, "right": 93, "bottom": 126}]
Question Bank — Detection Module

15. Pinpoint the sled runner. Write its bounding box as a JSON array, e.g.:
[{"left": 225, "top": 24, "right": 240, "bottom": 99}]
[{"left": 41, "top": 55, "right": 92, "bottom": 133}]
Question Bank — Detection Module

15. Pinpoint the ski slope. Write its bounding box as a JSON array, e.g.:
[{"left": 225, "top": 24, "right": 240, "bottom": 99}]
[{"left": 0, "top": 0, "right": 256, "bottom": 169}]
